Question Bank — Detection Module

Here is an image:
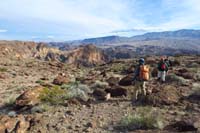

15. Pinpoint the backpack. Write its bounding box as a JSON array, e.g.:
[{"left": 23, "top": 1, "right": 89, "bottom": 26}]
[
  {"left": 139, "top": 65, "right": 150, "bottom": 81},
  {"left": 160, "top": 63, "right": 166, "bottom": 70}
]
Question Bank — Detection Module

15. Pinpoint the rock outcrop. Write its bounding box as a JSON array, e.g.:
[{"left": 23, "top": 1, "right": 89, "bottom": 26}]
[
  {"left": 53, "top": 74, "right": 70, "bottom": 85},
  {"left": 142, "top": 85, "right": 182, "bottom": 106},
  {"left": 15, "top": 86, "right": 44, "bottom": 107},
  {"left": 66, "top": 44, "right": 108, "bottom": 66},
  {"left": 0, "top": 41, "right": 107, "bottom": 66}
]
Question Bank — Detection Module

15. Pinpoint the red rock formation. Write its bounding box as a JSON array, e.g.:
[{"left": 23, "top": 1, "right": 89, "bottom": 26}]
[{"left": 66, "top": 44, "right": 108, "bottom": 66}]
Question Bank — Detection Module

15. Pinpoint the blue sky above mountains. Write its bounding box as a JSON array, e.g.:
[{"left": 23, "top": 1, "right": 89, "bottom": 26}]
[{"left": 0, "top": 0, "right": 200, "bottom": 41}]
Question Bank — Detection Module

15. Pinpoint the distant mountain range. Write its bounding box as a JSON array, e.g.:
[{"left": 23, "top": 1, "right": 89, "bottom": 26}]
[
  {"left": 49, "top": 29, "right": 200, "bottom": 56},
  {"left": 49, "top": 29, "right": 200, "bottom": 45}
]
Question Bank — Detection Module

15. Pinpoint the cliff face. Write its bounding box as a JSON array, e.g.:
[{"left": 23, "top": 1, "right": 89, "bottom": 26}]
[
  {"left": 66, "top": 44, "right": 108, "bottom": 66},
  {"left": 0, "top": 41, "right": 107, "bottom": 66},
  {"left": 0, "top": 41, "right": 60, "bottom": 60}
]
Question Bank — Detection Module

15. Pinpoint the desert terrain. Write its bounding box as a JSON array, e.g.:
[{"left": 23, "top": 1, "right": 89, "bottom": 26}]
[{"left": 0, "top": 41, "right": 200, "bottom": 133}]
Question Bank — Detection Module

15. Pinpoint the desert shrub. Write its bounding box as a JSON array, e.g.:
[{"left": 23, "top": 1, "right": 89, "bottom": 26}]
[
  {"left": 194, "top": 72, "right": 200, "bottom": 81},
  {"left": 4, "top": 95, "right": 17, "bottom": 106},
  {"left": 119, "top": 107, "right": 164, "bottom": 131},
  {"left": 166, "top": 74, "right": 189, "bottom": 86},
  {"left": 39, "top": 86, "right": 70, "bottom": 105},
  {"left": 187, "top": 63, "right": 199, "bottom": 68},
  {"left": 0, "top": 67, "right": 8, "bottom": 72},
  {"left": 192, "top": 83, "right": 200, "bottom": 96},
  {"left": 90, "top": 80, "right": 109, "bottom": 90},
  {"left": 111, "top": 63, "right": 127, "bottom": 73},
  {"left": 61, "top": 81, "right": 91, "bottom": 101},
  {"left": 35, "top": 80, "right": 45, "bottom": 84},
  {"left": 31, "top": 103, "right": 51, "bottom": 113}
]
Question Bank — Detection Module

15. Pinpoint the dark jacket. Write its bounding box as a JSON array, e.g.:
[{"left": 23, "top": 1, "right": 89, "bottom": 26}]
[{"left": 157, "top": 61, "right": 168, "bottom": 72}]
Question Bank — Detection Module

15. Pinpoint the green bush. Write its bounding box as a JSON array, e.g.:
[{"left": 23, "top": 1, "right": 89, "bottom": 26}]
[
  {"left": 35, "top": 80, "right": 45, "bottom": 84},
  {"left": 39, "top": 86, "right": 70, "bottom": 105},
  {"left": 0, "top": 67, "right": 8, "bottom": 72},
  {"left": 40, "top": 81, "right": 91, "bottom": 105},
  {"left": 119, "top": 107, "right": 164, "bottom": 130},
  {"left": 111, "top": 63, "right": 127, "bottom": 73}
]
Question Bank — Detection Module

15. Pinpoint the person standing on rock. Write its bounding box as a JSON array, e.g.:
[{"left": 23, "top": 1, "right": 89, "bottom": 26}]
[
  {"left": 157, "top": 57, "right": 168, "bottom": 83},
  {"left": 133, "top": 58, "right": 150, "bottom": 101}
]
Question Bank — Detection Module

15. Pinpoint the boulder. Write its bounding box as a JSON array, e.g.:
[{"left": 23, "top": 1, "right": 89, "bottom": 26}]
[
  {"left": 119, "top": 75, "right": 133, "bottom": 86},
  {"left": 93, "top": 89, "right": 108, "bottom": 100},
  {"left": 171, "top": 60, "right": 181, "bottom": 66},
  {"left": 106, "top": 77, "right": 120, "bottom": 86},
  {"left": 15, "top": 86, "right": 44, "bottom": 107},
  {"left": 145, "top": 57, "right": 157, "bottom": 66},
  {"left": 178, "top": 68, "right": 188, "bottom": 73},
  {"left": 105, "top": 86, "right": 127, "bottom": 97},
  {"left": 125, "top": 66, "right": 134, "bottom": 74},
  {"left": 53, "top": 74, "right": 70, "bottom": 85},
  {"left": 175, "top": 72, "right": 194, "bottom": 79},
  {"left": 0, "top": 115, "right": 30, "bottom": 133},
  {"left": 164, "top": 120, "right": 198, "bottom": 132},
  {"left": 142, "top": 85, "right": 182, "bottom": 106}
]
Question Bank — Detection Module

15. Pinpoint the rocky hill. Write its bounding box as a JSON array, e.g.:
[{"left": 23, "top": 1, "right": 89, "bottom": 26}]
[
  {"left": 0, "top": 41, "right": 108, "bottom": 66},
  {"left": 0, "top": 41, "right": 61, "bottom": 61},
  {"left": 131, "top": 29, "right": 200, "bottom": 40}
]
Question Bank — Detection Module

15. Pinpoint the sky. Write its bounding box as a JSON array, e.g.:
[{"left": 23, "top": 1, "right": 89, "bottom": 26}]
[{"left": 0, "top": 0, "right": 200, "bottom": 41}]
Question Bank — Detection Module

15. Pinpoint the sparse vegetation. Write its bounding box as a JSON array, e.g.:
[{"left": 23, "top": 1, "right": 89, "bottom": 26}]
[
  {"left": 111, "top": 63, "right": 127, "bottom": 73},
  {"left": 119, "top": 107, "right": 164, "bottom": 131},
  {"left": 192, "top": 83, "right": 200, "bottom": 96},
  {"left": 35, "top": 79, "right": 45, "bottom": 84},
  {"left": 167, "top": 74, "right": 189, "bottom": 86},
  {"left": 90, "top": 80, "right": 109, "bottom": 90},
  {"left": 39, "top": 81, "right": 91, "bottom": 105},
  {"left": 4, "top": 95, "right": 18, "bottom": 106},
  {"left": 188, "top": 62, "right": 199, "bottom": 68},
  {"left": 0, "top": 67, "right": 8, "bottom": 72},
  {"left": 31, "top": 103, "right": 51, "bottom": 113},
  {"left": 39, "top": 86, "right": 70, "bottom": 105},
  {"left": 0, "top": 42, "right": 199, "bottom": 133},
  {"left": 61, "top": 81, "right": 91, "bottom": 101}
]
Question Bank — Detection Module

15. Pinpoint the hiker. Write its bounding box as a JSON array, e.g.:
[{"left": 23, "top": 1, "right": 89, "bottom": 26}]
[
  {"left": 165, "top": 56, "right": 171, "bottom": 66},
  {"left": 133, "top": 58, "right": 150, "bottom": 100},
  {"left": 164, "top": 56, "right": 171, "bottom": 74},
  {"left": 157, "top": 57, "right": 168, "bottom": 82}
]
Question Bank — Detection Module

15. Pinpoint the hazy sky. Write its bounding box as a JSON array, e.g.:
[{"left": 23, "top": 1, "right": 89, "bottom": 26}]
[{"left": 0, "top": 0, "right": 200, "bottom": 41}]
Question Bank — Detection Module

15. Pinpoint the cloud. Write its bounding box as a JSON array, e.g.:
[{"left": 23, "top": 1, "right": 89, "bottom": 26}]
[
  {"left": 0, "top": 29, "right": 7, "bottom": 33},
  {"left": 0, "top": 0, "right": 200, "bottom": 40},
  {"left": 47, "top": 35, "right": 54, "bottom": 39}
]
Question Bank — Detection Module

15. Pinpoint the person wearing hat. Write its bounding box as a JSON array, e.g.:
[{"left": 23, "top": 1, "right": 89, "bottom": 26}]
[{"left": 133, "top": 58, "right": 149, "bottom": 100}]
